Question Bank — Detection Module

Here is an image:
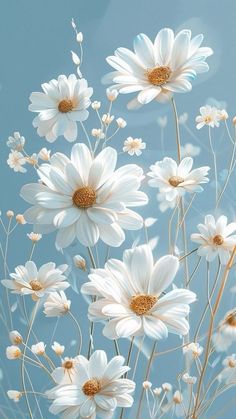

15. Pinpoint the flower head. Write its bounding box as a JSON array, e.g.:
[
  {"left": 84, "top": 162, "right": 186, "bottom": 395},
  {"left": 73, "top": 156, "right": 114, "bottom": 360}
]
[
  {"left": 20, "top": 143, "right": 147, "bottom": 248},
  {"left": 43, "top": 291, "right": 71, "bottom": 317},
  {"left": 27, "top": 232, "right": 42, "bottom": 242},
  {"left": 51, "top": 356, "right": 80, "bottom": 384},
  {"left": 47, "top": 350, "right": 135, "bottom": 417},
  {"left": 51, "top": 342, "right": 65, "bottom": 356},
  {"left": 6, "top": 346, "right": 21, "bottom": 360},
  {"left": 7, "top": 151, "right": 26, "bottom": 173},
  {"left": 29, "top": 75, "right": 93, "bottom": 142},
  {"left": 104, "top": 28, "right": 212, "bottom": 108},
  {"left": 218, "top": 354, "right": 236, "bottom": 384},
  {"left": 31, "top": 342, "right": 46, "bottom": 355},
  {"left": 191, "top": 215, "right": 236, "bottom": 265},
  {"left": 7, "top": 390, "right": 22, "bottom": 402},
  {"left": 123, "top": 137, "right": 146, "bottom": 156},
  {"left": 196, "top": 106, "right": 220, "bottom": 129},
  {"left": 1, "top": 261, "right": 69, "bottom": 299},
  {"left": 7, "top": 132, "right": 25, "bottom": 151},
  {"left": 38, "top": 148, "right": 51, "bottom": 161},
  {"left": 82, "top": 245, "right": 196, "bottom": 340},
  {"left": 9, "top": 331, "right": 23, "bottom": 345},
  {"left": 73, "top": 255, "right": 86, "bottom": 270},
  {"left": 218, "top": 309, "right": 236, "bottom": 340},
  {"left": 148, "top": 157, "right": 210, "bottom": 202}
]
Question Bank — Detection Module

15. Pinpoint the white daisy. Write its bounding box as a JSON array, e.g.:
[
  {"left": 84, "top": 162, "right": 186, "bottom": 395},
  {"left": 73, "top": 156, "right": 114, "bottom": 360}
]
[
  {"left": 1, "top": 261, "right": 69, "bottom": 300},
  {"left": 7, "top": 132, "right": 25, "bottom": 151},
  {"left": 103, "top": 28, "right": 213, "bottom": 108},
  {"left": 81, "top": 245, "right": 196, "bottom": 340},
  {"left": 47, "top": 350, "right": 135, "bottom": 418},
  {"left": 29, "top": 75, "right": 93, "bottom": 142},
  {"left": 20, "top": 143, "right": 147, "bottom": 248},
  {"left": 191, "top": 215, "right": 236, "bottom": 265},
  {"left": 52, "top": 356, "right": 81, "bottom": 385},
  {"left": 7, "top": 150, "right": 26, "bottom": 173},
  {"left": 148, "top": 156, "right": 210, "bottom": 202},
  {"left": 196, "top": 105, "right": 220, "bottom": 129},
  {"left": 43, "top": 291, "right": 71, "bottom": 317},
  {"left": 218, "top": 354, "right": 236, "bottom": 384},
  {"left": 123, "top": 137, "right": 146, "bottom": 156}
]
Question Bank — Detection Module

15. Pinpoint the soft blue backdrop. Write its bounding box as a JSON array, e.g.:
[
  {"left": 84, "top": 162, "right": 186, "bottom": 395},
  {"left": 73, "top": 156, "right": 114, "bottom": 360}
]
[{"left": 1, "top": 0, "right": 236, "bottom": 417}]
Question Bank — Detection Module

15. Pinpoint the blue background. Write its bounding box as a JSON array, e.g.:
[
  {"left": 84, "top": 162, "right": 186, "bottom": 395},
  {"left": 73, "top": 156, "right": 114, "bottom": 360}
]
[{"left": 1, "top": 0, "right": 236, "bottom": 417}]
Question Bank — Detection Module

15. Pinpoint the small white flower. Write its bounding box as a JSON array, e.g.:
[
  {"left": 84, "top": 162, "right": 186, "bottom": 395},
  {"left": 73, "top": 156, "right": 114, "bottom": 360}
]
[
  {"left": 73, "top": 255, "right": 86, "bottom": 270},
  {"left": 153, "top": 387, "right": 162, "bottom": 396},
  {"left": 29, "top": 75, "right": 93, "bottom": 142},
  {"left": 27, "top": 232, "right": 42, "bottom": 242},
  {"left": 183, "top": 342, "right": 203, "bottom": 359},
  {"left": 7, "top": 132, "right": 25, "bottom": 151},
  {"left": 123, "top": 137, "right": 146, "bottom": 156},
  {"left": 143, "top": 381, "right": 152, "bottom": 389},
  {"left": 2, "top": 261, "right": 69, "bottom": 299},
  {"left": 182, "top": 373, "right": 197, "bottom": 384},
  {"left": 51, "top": 342, "right": 65, "bottom": 356},
  {"left": 71, "top": 50, "right": 81, "bottom": 65},
  {"left": 76, "top": 32, "right": 83, "bottom": 43},
  {"left": 148, "top": 157, "right": 210, "bottom": 202},
  {"left": 106, "top": 88, "right": 118, "bottom": 101},
  {"left": 180, "top": 143, "right": 201, "bottom": 158},
  {"left": 47, "top": 350, "right": 135, "bottom": 417},
  {"left": 7, "top": 151, "right": 26, "bottom": 173},
  {"left": 102, "top": 113, "right": 114, "bottom": 125},
  {"left": 6, "top": 346, "right": 21, "bottom": 360},
  {"left": 116, "top": 117, "right": 127, "bottom": 128},
  {"left": 218, "top": 354, "right": 236, "bottom": 384},
  {"left": 191, "top": 215, "right": 236, "bottom": 265},
  {"left": 178, "top": 112, "right": 188, "bottom": 125},
  {"left": 6, "top": 210, "right": 14, "bottom": 218},
  {"left": 91, "top": 128, "right": 105, "bottom": 139},
  {"left": 218, "top": 109, "right": 228, "bottom": 120},
  {"left": 43, "top": 291, "right": 71, "bottom": 317},
  {"left": 38, "top": 147, "right": 51, "bottom": 161},
  {"left": 173, "top": 390, "right": 183, "bottom": 405},
  {"left": 82, "top": 245, "right": 196, "bottom": 340},
  {"left": 157, "top": 116, "right": 168, "bottom": 128},
  {"left": 31, "top": 342, "right": 46, "bottom": 355},
  {"left": 9, "top": 331, "right": 23, "bottom": 345},
  {"left": 26, "top": 153, "right": 38, "bottom": 166},
  {"left": 51, "top": 357, "right": 80, "bottom": 384},
  {"left": 16, "top": 214, "right": 26, "bottom": 224},
  {"left": 7, "top": 390, "right": 22, "bottom": 402},
  {"left": 196, "top": 105, "right": 220, "bottom": 129},
  {"left": 162, "top": 382, "right": 172, "bottom": 392},
  {"left": 91, "top": 101, "right": 101, "bottom": 110}
]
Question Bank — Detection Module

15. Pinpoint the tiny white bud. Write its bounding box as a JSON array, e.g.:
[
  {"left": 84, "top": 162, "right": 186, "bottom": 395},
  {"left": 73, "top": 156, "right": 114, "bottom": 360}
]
[
  {"left": 106, "top": 88, "right": 118, "bottom": 102},
  {"left": 153, "top": 387, "right": 162, "bottom": 396},
  {"left": 73, "top": 255, "right": 86, "bottom": 270},
  {"left": 16, "top": 214, "right": 26, "bottom": 224},
  {"left": 116, "top": 118, "right": 127, "bottom": 128},
  {"left": 6, "top": 210, "right": 14, "bottom": 218},
  {"left": 27, "top": 232, "right": 42, "bottom": 242},
  {"left": 7, "top": 390, "right": 22, "bottom": 402},
  {"left": 143, "top": 381, "right": 152, "bottom": 389},
  {"left": 9, "top": 331, "right": 23, "bottom": 345},
  {"left": 71, "top": 51, "right": 81, "bottom": 66},
  {"left": 102, "top": 114, "right": 114, "bottom": 125},
  {"left": 162, "top": 382, "right": 172, "bottom": 392},
  {"left": 31, "top": 342, "right": 46, "bottom": 356},
  {"left": 51, "top": 341, "right": 65, "bottom": 356},
  {"left": 6, "top": 346, "right": 22, "bottom": 360},
  {"left": 76, "top": 32, "right": 83, "bottom": 43},
  {"left": 91, "top": 101, "right": 101, "bottom": 110},
  {"left": 38, "top": 148, "right": 51, "bottom": 161}
]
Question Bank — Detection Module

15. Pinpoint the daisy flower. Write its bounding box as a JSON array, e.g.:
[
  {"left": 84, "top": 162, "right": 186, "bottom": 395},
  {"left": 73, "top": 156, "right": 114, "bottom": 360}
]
[
  {"left": 195, "top": 105, "right": 220, "bottom": 129},
  {"left": 148, "top": 157, "right": 210, "bottom": 202},
  {"left": 191, "top": 215, "right": 236, "bottom": 265},
  {"left": 47, "top": 350, "right": 135, "bottom": 418},
  {"left": 218, "top": 354, "right": 236, "bottom": 384},
  {"left": 52, "top": 356, "right": 81, "bottom": 384},
  {"left": 103, "top": 28, "right": 213, "bottom": 108},
  {"left": 43, "top": 291, "right": 71, "bottom": 317},
  {"left": 20, "top": 143, "right": 147, "bottom": 248},
  {"left": 29, "top": 75, "right": 93, "bottom": 142},
  {"left": 7, "top": 150, "right": 26, "bottom": 173},
  {"left": 123, "top": 137, "right": 146, "bottom": 156},
  {"left": 81, "top": 245, "right": 196, "bottom": 340},
  {"left": 217, "top": 309, "right": 236, "bottom": 340},
  {"left": 1, "top": 261, "right": 69, "bottom": 300},
  {"left": 7, "top": 132, "right": 25, "bottom": 151}
]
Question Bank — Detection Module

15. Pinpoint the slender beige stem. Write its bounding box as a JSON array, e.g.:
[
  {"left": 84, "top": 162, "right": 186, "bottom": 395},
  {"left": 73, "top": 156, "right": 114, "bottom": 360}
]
[
  {"left": 69, "top": 311, "right": 83, "bottom": 354},
  {"left": 137, "top": 340, "right": 157, "bottom": 419},
  {"left": 208, "top": 126, "right": 218, "bottom": 203},
  {"left": 171, "top": 98, "right": 181, "bottom": 162}
]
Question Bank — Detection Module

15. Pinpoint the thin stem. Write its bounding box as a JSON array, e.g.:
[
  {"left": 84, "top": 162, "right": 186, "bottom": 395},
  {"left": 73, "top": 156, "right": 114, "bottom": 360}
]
[
  {"left": 69, "top": 311, "right": 83, "bottom": 354},
  {"left": 132, "top": 336, "right": 145, "bottom": 380},
  {"left": 87, "top": 247, "right": 96, "bottom": 358},
  {"left": 137, "top": 341, "right": 157, "bottom": 419},
  {"left": 80, "top": 121, "right": 93, "bottom": 152},
  {"left": 208, "top": 126, "right": 218, "bottom": 203},
  {"left": 171, "top": 98, "right": 181, "bottom": 162}
]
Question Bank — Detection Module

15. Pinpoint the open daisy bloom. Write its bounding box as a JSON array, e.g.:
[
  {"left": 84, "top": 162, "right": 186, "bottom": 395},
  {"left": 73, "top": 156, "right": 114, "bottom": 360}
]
[
  {"left": 29, "top": 75, "right": 93, "bottom": 142},
  {"left": 52, "top": 356, "right": 81, "bottom": 385},
  {"left": 47, "top": 350, "right": 135, "bottom": 418},
  {"left": 191, "top": 215, "right": 236, "bottom": 265},
  {"left": 148, "top": 157, "right": 210, "bottom": 202},
  {"left": 218, "top": 354, "right": 236, "bottom": 385},
  {"left": 103, "top": 28, "right": 213, "bottom": 108},
  {"left": 1, "top": 261, "right": 69, "bottom": 300},
  {"left": 20, "top": 143, "right": 147, "bottom": 248},
  {"left": 81, "top": 245, "right": 196, "bottom": 340}
]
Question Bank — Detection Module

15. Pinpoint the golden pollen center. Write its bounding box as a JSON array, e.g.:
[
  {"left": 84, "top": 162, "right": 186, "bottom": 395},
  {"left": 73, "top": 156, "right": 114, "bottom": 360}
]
[
  {"left": 204, "top": 116, "right": 212, "bottom": 124},
  {"left": 130, "top": 294, "right": 158, "bottom": 316},
  {"left": 228, "top": 359, "right": 236, "bottom": 368},
  {"left": 58, "top": 99, "right": 73, "bottom": 113},
  {"left": 72, "top": 187, "right": 96, "bottom": 209},
  {"left": 82, "top": 379, "right": 101, "bottom": 396},
  {"left": 213, "top": 235, "right": 224, "bottom": 246},
  {"left": 63, "top": 360, "right": 73, "bottom": 370},
  {"left": 146, "top": 66, "right": 171, "bottom": 86},
  {"left": 225, "top": 313, "right": 236, "bottom": 327},
  {"left": 30, "top": 280, "right": 43, "bottom": 291},
  {"left": 169, "top": 176, "right": 184, "bottom": 187}
]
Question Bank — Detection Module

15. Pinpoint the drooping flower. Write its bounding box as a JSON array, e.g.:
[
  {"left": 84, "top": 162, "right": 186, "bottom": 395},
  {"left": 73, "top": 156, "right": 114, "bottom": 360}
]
[
  {"left": 29, "top": 75, "right": 93, "bottom": 142},
  {"left": 148, "top": 157, "right": 210, "bottom": 202},
  {"left": 218, "top": 354, "right": 236, "bottom": 384},
  {"left": 7, "top": 151, "right": 26, "bottom": 173},
  {"left": 47, "top": 350, "right": 135, "bottom": 417},
  {"left": 7, "top": 132, "right": 25, "bottom": 151},
  {"left": 191, "top": 215, "right": 236, "bottom": 265},
  {"left": 20, "top": 143, "right": 147, "bottom": 248},
  {"left": 104, "top": 28, "right": 213, "bottom": 108},
  {"left": 1, "top": 261, "right": 69, "bottom": 299},
  {"left": 81, "top": 245, "right": 196, "bottom": 340},
  {"left": 195, "top": 106, "right": 220, "bottom": 129},
  {"left": 123, "top": 137, "right": 146, "bottom": 156},
  {"left": 43, "top": 291, "right": 71, "bottom": 317}
]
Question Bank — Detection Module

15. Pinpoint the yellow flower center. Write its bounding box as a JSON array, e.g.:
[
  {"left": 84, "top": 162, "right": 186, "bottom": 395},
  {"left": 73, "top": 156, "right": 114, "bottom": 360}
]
[
  {"left": 228, "top": 359, "right": 236, "bottom": 368},
  {"left": 63, "top": 360, "right": 74, "bottom": 370},
  {"left": 213, "top": 235, "right": 224, "bottom": 246},
  {"left": 146, "top": 66, "right": 171, "bottom": 86},
  {"left": 72, "top": 187, "right": 96, "bottom": 209},
  {"left": 169, "top": 176, "right": 184, "bottom": 187},
  {"left": 204, "top": 116, "right": 212, "bottom": 124},
  {"left": 30, "top": 280, "right": 43, "bottom": 291},
  {"left": 58, "top": 99, "right": 74, "bottom": 113},
  {"left": 225, "top": 312, "right": 236, "bottom": 327},
  {"left": 130, "top": 294, "right": 158, "bottom": 316},
  {"left": 82, "top": 379, "right": 101, "bottom": 396}
]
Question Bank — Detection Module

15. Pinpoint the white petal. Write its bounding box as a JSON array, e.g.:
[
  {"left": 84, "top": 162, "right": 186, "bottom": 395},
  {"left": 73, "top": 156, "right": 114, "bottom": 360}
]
[{"left": 149, "top": 255, "right": 179, "bottom": 295}]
